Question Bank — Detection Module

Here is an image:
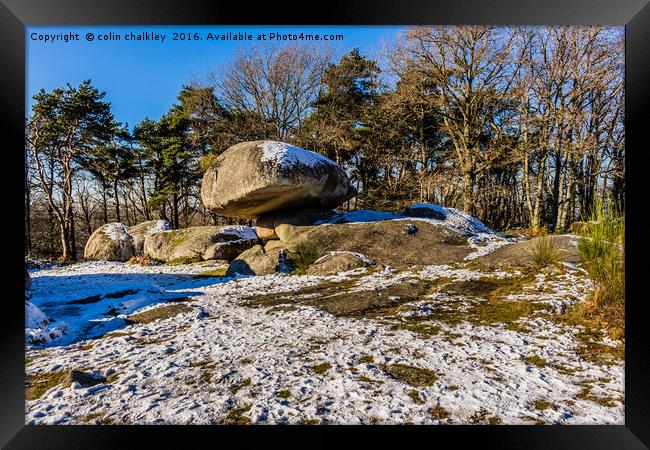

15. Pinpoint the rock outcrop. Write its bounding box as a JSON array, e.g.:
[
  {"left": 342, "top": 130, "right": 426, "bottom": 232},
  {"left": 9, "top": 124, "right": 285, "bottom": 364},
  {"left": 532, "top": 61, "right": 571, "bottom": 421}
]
[
  {"left": 83, "top": 223, "right": 135, "bottom": 262},
  {"left": 256, "top": 209, "right": 338, "bottom": 243},
  {"left": 144, "top": 226, "right": 259, "bottom": 263},
  {"left": 226, "top": 245, "right": 293, "bottom": 277},
  {"left": 201, "top": 140, "right": 356, "bottom": 219},
  {"left": 306, "top": 251, "right": 375, "bottom": 276},
  {"left": 470, "top": 235, "right": 581, "bottom": 269},
  {"left": 127, "top": 220, "right": 171, "bottom": 256},
  {"left": 276, "top": 219, "right": 473, "bottom": 269}
]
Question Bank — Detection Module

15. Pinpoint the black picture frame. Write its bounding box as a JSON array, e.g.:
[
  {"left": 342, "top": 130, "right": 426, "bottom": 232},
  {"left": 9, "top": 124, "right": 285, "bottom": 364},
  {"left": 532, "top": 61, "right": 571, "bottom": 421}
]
[{"left": 2, "top": 0, "right": 648, "bottom": 447}]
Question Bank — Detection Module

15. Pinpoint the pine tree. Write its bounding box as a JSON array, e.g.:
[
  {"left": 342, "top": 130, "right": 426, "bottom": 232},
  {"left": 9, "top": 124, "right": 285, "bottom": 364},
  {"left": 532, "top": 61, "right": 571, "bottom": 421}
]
[
  {"left": 134, "top": 93, "right": 199, "bottom": 228},
  {"left": 304, "top": 48, "right": 381, "bottom": 165},
  {"left": 26, "top": 80, "right": 116, "bottom": 261}
]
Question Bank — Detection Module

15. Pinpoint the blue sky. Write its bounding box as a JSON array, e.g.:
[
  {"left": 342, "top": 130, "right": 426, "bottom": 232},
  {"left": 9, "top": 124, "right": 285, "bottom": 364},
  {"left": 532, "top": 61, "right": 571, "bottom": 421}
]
[{"left": 27, "top": 25, "right": 406, "bottom": 129}]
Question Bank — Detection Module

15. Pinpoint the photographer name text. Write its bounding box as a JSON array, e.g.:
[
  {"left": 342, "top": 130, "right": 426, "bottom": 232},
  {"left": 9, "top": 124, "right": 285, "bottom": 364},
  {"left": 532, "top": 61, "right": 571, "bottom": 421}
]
[{"left": 30, "top": 30, "right": 344, "bottom": 44}]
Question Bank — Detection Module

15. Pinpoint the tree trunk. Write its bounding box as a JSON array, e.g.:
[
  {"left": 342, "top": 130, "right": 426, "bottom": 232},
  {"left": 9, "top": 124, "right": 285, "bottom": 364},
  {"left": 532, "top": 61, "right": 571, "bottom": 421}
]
[
  {"left": 173, "top": 193, "right": 179, "bottom": 229},
  {"left": 101, "top": 183, "right": 108, "bottom": 224},
  {"left": 531, "top": 154, "right": 547, "bottom": 231},
  {"left": 59, "top": 222, "right": 70, "bottom": 262},
  {"left": 462, "top": 170, "right": 476, "bottom": 215},
  {"left": 113, "top": 179, "right": 121, "bottom": 223},
  {"left": 550, "top": 147, "right": 564, "bottom": 231},
  {"left": 69, "top": 212, "right": 77, "bottom": 260},
  {"left": 138, "top": 156, "right": 150, "bottom": 220}
]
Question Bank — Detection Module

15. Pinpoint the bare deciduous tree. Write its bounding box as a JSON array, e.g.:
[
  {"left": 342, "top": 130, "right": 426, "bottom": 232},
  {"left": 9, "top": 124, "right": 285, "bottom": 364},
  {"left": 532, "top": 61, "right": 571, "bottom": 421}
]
[{"left": 211, "top": 44, "right": 330, "bottom": 141}]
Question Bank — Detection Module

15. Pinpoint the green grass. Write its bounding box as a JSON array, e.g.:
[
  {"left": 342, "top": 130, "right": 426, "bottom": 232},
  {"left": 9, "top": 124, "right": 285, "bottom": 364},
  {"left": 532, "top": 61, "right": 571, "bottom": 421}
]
[
  {"left": 358, "top": 355, "right": 374, "bottom": 364},
  {"left": 380, "top": 363, "right": 437, "bottom": 387},
  {"left": 532, "top": 236, "right": 559, "bottom": 267},
  {"left": 312, "top": 362, "right": 332, "bottom": 375},
  {"left": 408, "top": 390, "right": 425, "bottom": 404},
  {"left": 287, "top": 241, "right": 319, "bottom": 273},
  {"left": 231, "top": 378, "right": 251, "bottom": 395},
  {"left": 533, "top": 400, "right": 554, "bottom": 410},
  {"left": 577, "top": 200, "right": 624, "bottom": 306},
  {"left": 25, "top": 371, "right": 71, "bottom": 400},
  {"left": 125, "top": 303, "right": 193, "bottom": 324},
  {"left": 524, "top": 355, "right": 549, "bottom": 368},
  {"left": 277, "top": 390, "right": 291, "bottom": 399},
  {"left": 298, "top": 418, "right": 321, "bottom": 425},
  {"left": 200, "top": 371, "right": 212, "bottom": 383},
  {"left": 429, "top": 405, "right": 450, "bottom": 419},
  {"left": 194, "top": 268, "right": 228, "bottom": 278},
  {"left": 223, "top": 404, "right": 252, "bottom": 425}
]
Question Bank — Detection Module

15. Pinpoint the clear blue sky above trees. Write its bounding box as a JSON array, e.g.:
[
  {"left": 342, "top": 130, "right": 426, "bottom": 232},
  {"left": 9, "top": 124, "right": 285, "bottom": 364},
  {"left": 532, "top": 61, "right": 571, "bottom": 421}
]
[{"left": 27, "top": 25, "right": 405, "bottom": 129}]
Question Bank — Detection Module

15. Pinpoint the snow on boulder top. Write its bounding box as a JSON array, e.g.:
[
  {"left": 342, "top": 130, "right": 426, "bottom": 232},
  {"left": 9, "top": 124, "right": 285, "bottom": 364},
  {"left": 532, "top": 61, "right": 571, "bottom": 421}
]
[
  {"left": 144, "top": 220, "right": 171, "bottom": 235},
  {"left": 258, "top": 141, "right": 336, "bottom": 169},
  {"left": 315, "top": 204, "right": 493, "bottom": 237},
  {"left": 103, "top": 223, "right": 132, "bottom": 242},
  {"left": 406, "top": 204, "right": 492, "bottom": 235},
  {"left": 315, "top": 210, "right": 404, "bottom": 225}
]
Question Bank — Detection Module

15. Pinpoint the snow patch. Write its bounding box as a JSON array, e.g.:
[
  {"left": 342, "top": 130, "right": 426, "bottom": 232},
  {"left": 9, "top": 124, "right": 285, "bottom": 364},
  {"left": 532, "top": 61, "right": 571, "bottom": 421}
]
[
  {"left": 26, "top": 301, "right": 68, "bottom": 345},
  {"left": 103, "top": 223, "right": 131, "bottom": 242},
  {"left": 407, "top": 204, "right": 492, "bottom": 235},
  {"left": 144, "top": 220, "right": 171, "bottom": 235},
  {"left": 318, "top": 210, "right": 404, "bottom": 224},
  {"left": 315, "top": 204, "right": 494, "bottom": 239},
  {"left": 312, "top": 251, "right": 375, "bottom": 266},
  {"left": 258, "top": 141, "right": 336, "bottom": 169},
  {"left": 26, "top": 301, "right": 50, "bottom": 329}
]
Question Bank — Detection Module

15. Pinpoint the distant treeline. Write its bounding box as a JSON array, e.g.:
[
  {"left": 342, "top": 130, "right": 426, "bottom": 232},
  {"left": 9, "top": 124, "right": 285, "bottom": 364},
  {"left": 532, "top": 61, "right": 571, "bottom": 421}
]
[{"left": 25, "top": 26, "right": 624, "bottom": 261}]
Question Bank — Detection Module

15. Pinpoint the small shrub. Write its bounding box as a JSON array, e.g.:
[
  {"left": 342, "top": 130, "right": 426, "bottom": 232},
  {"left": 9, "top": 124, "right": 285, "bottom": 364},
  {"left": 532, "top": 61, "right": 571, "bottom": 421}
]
[
  {"left": 532, "top": 236, "right": 559, "bottom": 267},
  {"left": 429, "top": 404, "right": 449, "bottom": 419},
  {"left": 577, "top": 200, "right": 624, "bottom": 306},
  {"left": 287, "top": 241, "right": 319, "bottom": 273},
  {"left": 126, "top": 255, "right": 155, "bottom": 266},
  {"left": 529, "top": 225, "right": 550, "bottom": 238}
]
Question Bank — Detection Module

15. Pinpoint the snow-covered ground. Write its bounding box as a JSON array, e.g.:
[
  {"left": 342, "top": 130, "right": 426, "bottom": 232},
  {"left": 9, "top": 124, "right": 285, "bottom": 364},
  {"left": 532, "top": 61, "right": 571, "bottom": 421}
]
[{"left": 25, "top": 257, "right": 624, "bottom": 425}]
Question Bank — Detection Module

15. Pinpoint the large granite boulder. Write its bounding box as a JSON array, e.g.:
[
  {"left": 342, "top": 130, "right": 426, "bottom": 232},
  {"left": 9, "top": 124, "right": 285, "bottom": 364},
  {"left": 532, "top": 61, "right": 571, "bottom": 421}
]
[
  {"left": 201, "top": 141, "right": 357, "bottom": 219},
  {"left": 144, "top": 226, "right": 259, "bottom": 263},
  {"left": 84, "top": 223, "right": 135, "bottom": 262},
  {"left": 226, "top": 245, "right": 293, "bottom": 277},
  {"left": 127, "top": 220, "right": 171, "bottom": 256}
]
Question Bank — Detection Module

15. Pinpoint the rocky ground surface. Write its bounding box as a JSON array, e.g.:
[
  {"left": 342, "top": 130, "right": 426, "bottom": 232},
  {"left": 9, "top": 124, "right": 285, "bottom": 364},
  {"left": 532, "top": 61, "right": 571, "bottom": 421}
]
[{"left": 25, "top": 250, "right": 624, "bottom": 425}]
